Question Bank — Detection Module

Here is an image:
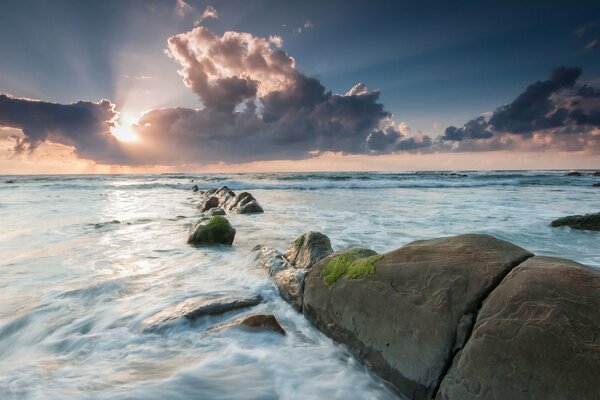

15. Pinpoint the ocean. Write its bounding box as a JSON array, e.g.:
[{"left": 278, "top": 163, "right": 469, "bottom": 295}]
[{"left": 0, "top": 171, "right": 598, "bottom": 399}]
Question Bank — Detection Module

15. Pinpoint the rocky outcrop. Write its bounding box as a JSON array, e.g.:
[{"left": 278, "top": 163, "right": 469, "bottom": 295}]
[
  {"left": 590, "top": 171, "right": 600, "bottom": 176},
  {"left": 437, "top": 256, "right": 600, "bottom": 400},
  {"left": 213, "top": 313, "right": 286, "bottom": 335},
  {"left": 284, "top": 231, "right": 333, "bottom": 269},
  {"left": 302, "top": 234, "right": 532, "bottom": 399},
  {"left": 254, "top": 232, "right": 333, "bottom": 311},
  {"left": 188, "top": 215, "right": 236, "bottom": 245},
  {"left": 550, "top": 212, "right": 600, "bottom": 231},
  {"left": 143, "top": 295, "right": 262, "bottom": 332},
  {"left": 198, "top": 186, "right": 264, "bottom": 214},
  {"left": 565, "top": 171, "right": 583, "bottom": 176}
]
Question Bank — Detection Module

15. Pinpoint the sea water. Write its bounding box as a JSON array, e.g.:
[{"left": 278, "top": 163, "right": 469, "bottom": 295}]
[{"left": 0, "top": 171, "right": 598, "bottom": 399}]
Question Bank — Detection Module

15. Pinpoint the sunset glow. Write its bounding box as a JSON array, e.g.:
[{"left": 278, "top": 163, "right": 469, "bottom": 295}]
[{"left": 111, "top": 113, "right": 140, "bottom": 143}]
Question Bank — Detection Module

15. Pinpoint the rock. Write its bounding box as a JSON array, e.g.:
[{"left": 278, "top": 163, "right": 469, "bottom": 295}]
[
  {"left": 197, "top": 196, "right": 219, "bottom": 211},
  {"left": 191, "top": 184, "right": 199, "bottom": 192},
  {"left": 589, "top": 171, "right": 600, "bottom": 176},
  {"left": 204, "top": 207, "right": 226, "bottom": 216},
  {"left": 214, "top": 313, "right": 286, "bottom": 335},
  {"left": 254, "top": 246, "right": 306, "bottom": 311},
  {"left": 550, "top": 212, "right": 600, "bottom": 231},
  {"left": 188, "top": 216, "right": 236, "bottom": 245},
  {"left": 284, "top": 231, "right": 334, "bottom": 269},
  {"left": 196, "top": 186, "right": 264, "bottom": 214},
  {"left": 255, "top": 246, "right": 292, "bottom": 276},
  {"left": 94, "top": 220, "right": 121, "bottom": 228},
  {"left": 273, "top": 268, "right": 307, "bottom": 311},
  {"left": 437, "top": 256, "right": 600, "bottom": 400},
  {"left": 302, "top": 234, "right": 532, "bottom": 400},
  {"left": 592, "top": 182, "right": 600, "bottom": 187},
  {"left": 566, "top": 171, "right": 583, "bottom": 176},
  {"left": 5, "top": 180, "right": 14, "bottom": 184},
  {"left": 143, "top": 295, "right": 262, "bottom": 332}
]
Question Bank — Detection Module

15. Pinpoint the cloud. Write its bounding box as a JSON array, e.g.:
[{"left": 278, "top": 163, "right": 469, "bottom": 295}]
[
  {"left": 0, "top": 94, "right": 125, "bottom": 163},
  {"left": 195, "top": 5, "right": 218, "bottom": 25},
  {"left": 585, "top": 39, "right": 600, "bottom": 49},
  {"left": 439, "top": 67, "right": 600, "bottom": 153},
  {"left": 175, "top": 0, "right": 193, "bottom": 17},
  {"left": 294, "top": 20, "right": 314, "bottom": 34}
]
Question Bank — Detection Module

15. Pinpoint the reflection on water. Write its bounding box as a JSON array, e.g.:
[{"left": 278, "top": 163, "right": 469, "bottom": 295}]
[{"left": 0, "top": 172, "right": 598, "bottom": 399}]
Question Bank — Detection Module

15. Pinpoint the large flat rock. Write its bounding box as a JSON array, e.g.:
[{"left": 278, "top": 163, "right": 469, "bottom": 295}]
[
  {"left": 302, "top": 234, "right": 532, "bottom": 399},
  {"left": 437, "top": 256, "right": 600, "bottom": 400}
]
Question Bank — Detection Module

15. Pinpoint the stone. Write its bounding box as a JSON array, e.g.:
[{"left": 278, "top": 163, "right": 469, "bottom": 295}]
[
  {"left": 188, "top": 216, "right": 236, "bottom": 245},
  {"left": 198, "top": 196, "right": 219, "bottom": 212},
  {"left": 215, "top": 313, "right": 286, "bottom": 335},
  {"left": 284, "top": 231, "right": 334, "bottom": 269},
  {"left": 204, "top": 207, "right": 226, "bottom": 216},
  {"left": 589, "top": 171, "right": 600, "bottom": 176},
  {"left": 191, "top": 184, "right": 199, "bottom": 192},
  {"left": 437, "top": 256, "right": 600, "bottom": 400},
  {"left": 273, "top": 268, "right": 307, "bottom": 311},
  {"left": 550, "top": 212, "right": 600, "bottom": 231},
  {"left": 143, "top": 295, "right": 262, "bottom": 332},
  {"left": 302, "top": 234, "right": 532, "bottom": 400},
  {"left": 592, "top": 182, "right": 600, "bottom": 187},
  {"left": 565, "top": 171, "right": 583, "bottom": 176}
]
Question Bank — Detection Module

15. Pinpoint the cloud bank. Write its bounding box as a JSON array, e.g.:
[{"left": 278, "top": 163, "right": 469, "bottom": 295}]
[{"left": 0, "top": 25, "right": 599, "bottom": 167}]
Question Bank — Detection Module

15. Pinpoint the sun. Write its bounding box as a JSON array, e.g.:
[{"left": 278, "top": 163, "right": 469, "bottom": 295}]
[{"left": 111, "top": 113, "right": 140, "bottom": 142}]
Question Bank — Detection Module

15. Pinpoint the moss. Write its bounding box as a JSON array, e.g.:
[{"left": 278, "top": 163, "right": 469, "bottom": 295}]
[
  {"left": 294, "top": 234, "right": 305, "bottom": 248},
  {"left": 321, "top": 251, "right": 382, "bottom": 285},
  {"left": 189, "top": 215, "right": 235, "bottom": 245}
]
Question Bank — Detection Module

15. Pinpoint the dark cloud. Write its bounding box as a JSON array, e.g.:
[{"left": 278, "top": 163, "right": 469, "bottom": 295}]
[
  {"left": 439, "top": 67, "right": 600, "bottom": 153},
  {"left": 0, "top": 94, "right": 123, "bottom": 162}
]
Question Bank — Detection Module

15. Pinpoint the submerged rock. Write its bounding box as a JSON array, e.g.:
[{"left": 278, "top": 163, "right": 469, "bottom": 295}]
[
  {"left": 188, "top": 215, "right": 236, "bottom": 245},
  {"left": 302, "top": 234, "right": 532, "bottom": 399},
  {"left": 566, "top": 171, "right": 583, "bottom": 176},
  {"left": 191, "top": 184, "right": 199, "bottom": 192},
  {"left": 5, "top": 180, "right": 14, "bottom": 184},
  {"left": 197, "top": 186, "right": 264, "bottom": 214},
  {"left": 593, "top": 182, "right": 600, "bottom": 187},
  {"left": 143, "top": 295, "right": 262, "bottom": 332},
  {"left": 589, "top": 171, "right": 600, "bottom": 176},
  {"left": 550, "top": 212, "right": 600, "bottom": 231},
  {"left": 437, "top": 256, "right": 600, "bottom": 400},
  {"left": 212, "top": 313, "right": 286, "bottom": 335},
  {"left": 94, "top": 220, "right": 121, "bottom": 228},
  {"left": 284, "top": 231, "right": 333, "bottom": 269}
]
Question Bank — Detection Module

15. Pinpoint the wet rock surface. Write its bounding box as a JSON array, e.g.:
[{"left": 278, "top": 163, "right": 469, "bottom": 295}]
[
  {"left": 302, "top": 234, "right": 533, "bottom": 399},
  {"left": 550, "top": 212, "right": 600, "bottom": 231},
  {"left": 143, "top": 295, "right": 262, "bottom": 332},
  {"left": 198, "top": 186, "right": 264, "bottom": 214},
  {"left": 215, "top": 313, "right": 286, "bottom": 335},
  {"left": 188, "top": 215, "right": 236, "bottom": 245},
  {"left": 437, "top": 256, "right": 600, "bottom": 400}
]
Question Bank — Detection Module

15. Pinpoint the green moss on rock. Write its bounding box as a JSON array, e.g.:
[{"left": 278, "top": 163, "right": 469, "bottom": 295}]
[
  {"left": 188, "top": 215, "right": 236, "bottom": 245},
  {"left": 294, "top": 234, "right": 305, "bottom": 248},
  {"left": 321, "top": 250, "right": 382, "bottom": 285}
]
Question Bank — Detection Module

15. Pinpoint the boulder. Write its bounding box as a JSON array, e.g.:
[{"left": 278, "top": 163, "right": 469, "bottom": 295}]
[
  {"left": 589, "top": 171, "right": 600, "bottom": 176},
  {"left": 198, "top": 196, "right": 219, "bottom": 211},
  {"left": 191, "top": 184, "right": 199, "bottom": 192},
  {"left": 143, "top": 295, "right": 262, "bottom": 332},
  {"left": 212, "top": 313, "right": 286, "bottom": 335},
  {"left": 204, "top": 207, "right": 226, "bottom": 216},
  {"left": 284, "top": 231, "right": 333, "bottom": 269},
  {"left": 437, "top": 256, "right": 600, "bottom": 400},
  {"left": 550, "top": 212, "right": 600, "bottom": 231},
  {"left": 565, "top": 171, "right": 583, "bottom": 176},
  {"left": 593, "top": 182, "right": 600, "bottom": 187},
  {"left": 255, "top": 232, "right": 333, "bottom": 311},
  {"left": 5, "top": 180, "right": 14, "bottom": 184},
  {"left": 302, "top": 234, "right": 532, "bottom": 400},
  {"left": 197, "top": 186, "right": 264, "bottom": 214},
  {"left": 188, "top": 216, "right": 236, "bottom": 245}
]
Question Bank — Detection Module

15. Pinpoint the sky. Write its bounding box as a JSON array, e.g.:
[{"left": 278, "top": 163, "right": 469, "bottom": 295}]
[{"left": 0, "top": 0, "right": 599, "bottom": 173}]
